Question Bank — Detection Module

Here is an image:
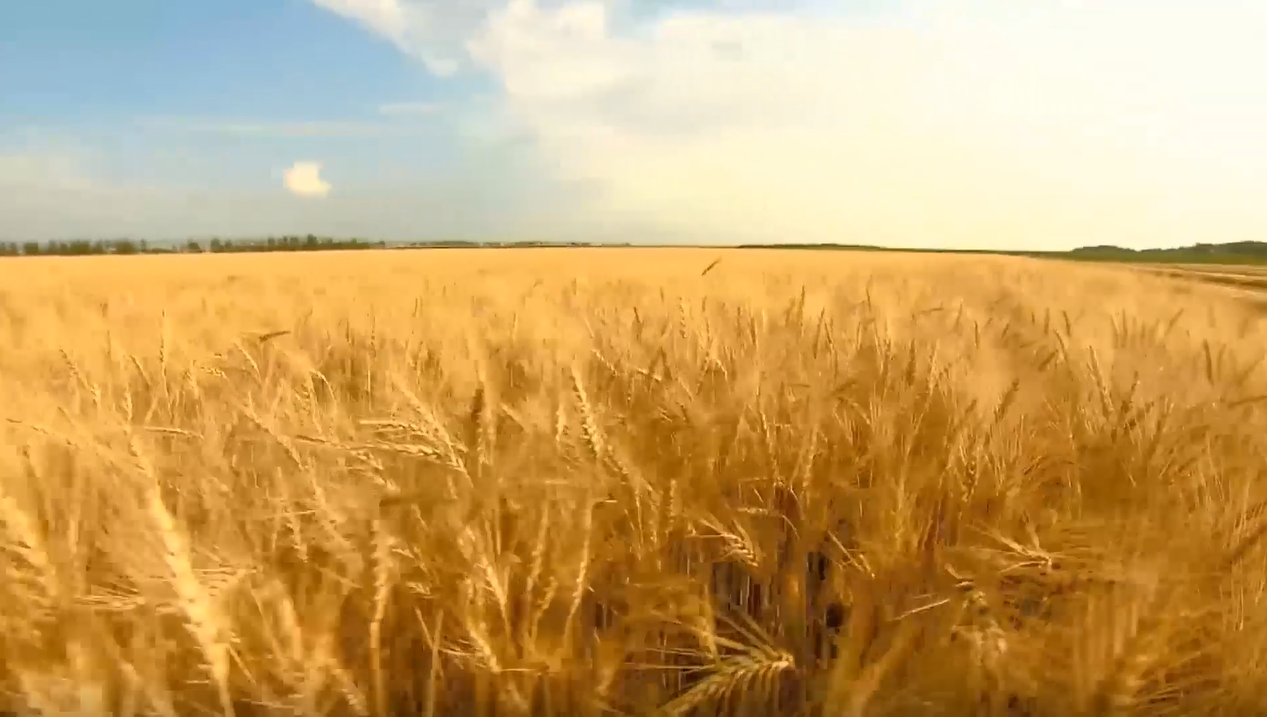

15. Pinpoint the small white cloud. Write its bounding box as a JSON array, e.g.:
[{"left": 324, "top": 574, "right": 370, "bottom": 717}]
[
  {"left": 378, "top": 101, "right": 443, "bottom": 116},
  {"left": 283, "top": 161, "right": 332, "bottom": 198}
]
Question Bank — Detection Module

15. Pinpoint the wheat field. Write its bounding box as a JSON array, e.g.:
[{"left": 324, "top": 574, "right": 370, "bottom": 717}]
[{"left": 1, "top": 248, "right": 1266, "bottom": 716}]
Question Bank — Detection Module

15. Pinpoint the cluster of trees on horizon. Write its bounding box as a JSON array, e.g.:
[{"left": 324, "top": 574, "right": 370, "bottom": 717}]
[
  {"left": 1068, "top": 241, "right": 1267, "bottom": 259},
  {"left": 0, "top": 235, "right": 393, "bottom": 257},
  {"left": 0, "top": 237, "right": 624, "bottom": 257}
]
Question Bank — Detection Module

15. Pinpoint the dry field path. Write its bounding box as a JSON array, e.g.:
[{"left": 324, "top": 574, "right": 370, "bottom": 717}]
[
  {"left": 1, "top": 248, "right": 1266, "bottom": 716},
  {"left": 1129, "top": 263, "right": 1267, "bottom": 318}
]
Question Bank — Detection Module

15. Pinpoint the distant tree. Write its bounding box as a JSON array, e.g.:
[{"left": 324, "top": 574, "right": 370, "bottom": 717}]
[{"left": 0, "top": 234, "right": 410, "bottom": 257}]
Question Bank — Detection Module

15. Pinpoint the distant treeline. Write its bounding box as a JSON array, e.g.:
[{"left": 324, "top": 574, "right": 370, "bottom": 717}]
[
  {"left": 0, "top": 235, "right": 388, "bottom": 257},
  {"left": 0, "top": 237, "right": 635, "bottom": 257},
  {"left": 3, "top": 236, "right": 1265, "bottom": 262},
  {"left": 1065, "top": 241, "right": 1267, "bottom": 264},
  {"left": 738, "top": 241, "right": 1267, "bottom": 264}
]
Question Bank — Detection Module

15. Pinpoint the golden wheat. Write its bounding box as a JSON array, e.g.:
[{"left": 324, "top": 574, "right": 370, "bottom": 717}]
[{"left": 1, "top": 248, "right": 1267, "bottom": 716}]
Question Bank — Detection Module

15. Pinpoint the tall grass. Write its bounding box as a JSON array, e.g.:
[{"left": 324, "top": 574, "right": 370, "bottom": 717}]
[{"left": 2, "top": 248, "right": 1267, "bottom": 716}]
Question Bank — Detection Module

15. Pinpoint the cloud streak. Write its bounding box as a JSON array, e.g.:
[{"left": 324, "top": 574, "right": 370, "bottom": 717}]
[
  {"left": 137, "top": 116, "right": 436, "bottom": 138},
  {"left": 378, "top": 101, "right": 443, "bottom": 116}
]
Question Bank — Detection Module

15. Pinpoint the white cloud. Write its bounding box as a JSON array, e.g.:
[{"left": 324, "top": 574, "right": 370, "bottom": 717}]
[
  {"left": 308, "top": 0, "right": 513, "bottom": 76},
  {"left": 305, "top": 0, "right": 635, "bottom": 77},
  {"left": 283, "top": 161, "right": 333, "bottom": 198},
  {"left": 463, "top": 0, "right": 1267, "bottom": 249},
  {"left": 309, "top": 0, "right": 1267, "bottom": 250},
  {"left": 309, "top": 0, "right": 410, "bottom": 39}
]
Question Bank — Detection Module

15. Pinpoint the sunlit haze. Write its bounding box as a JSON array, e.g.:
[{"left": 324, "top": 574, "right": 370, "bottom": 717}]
[{"left": 3, "top": 0, "right": 1264, "bottom": 249}]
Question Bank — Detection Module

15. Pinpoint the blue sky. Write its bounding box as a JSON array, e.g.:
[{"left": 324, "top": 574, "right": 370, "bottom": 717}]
[
  {"left": 3, "top": 0, "right": 1266, "bottom": 249},
  {"left": 4, "top": 1, "right": 429, "bottom": 126}
]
